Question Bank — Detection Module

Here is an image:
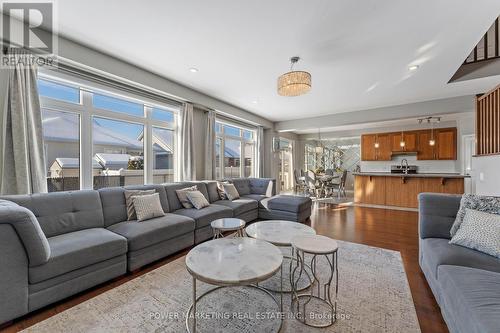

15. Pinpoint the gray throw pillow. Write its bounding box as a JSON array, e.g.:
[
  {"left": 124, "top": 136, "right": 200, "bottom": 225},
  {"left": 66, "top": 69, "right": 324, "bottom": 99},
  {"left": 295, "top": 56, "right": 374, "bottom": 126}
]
[
  {"left": 450, "top": 194, "right": 500, "bottom": 237},
  {"left": 223, "top": 183, "right": 240, "bottom": 201},
  {"left": 132, "top": 193, "right": 165, "bottom": 222},
  {"left": 175, "top": 186, "right": 198, "bottom": 208},
  {"left": 186, "top": 190, "right": 210, "bottom": 209},
  {"left": 124, "top": 189, "right": 155, "bottom": 220},
  {"left": 450, "top": 208, "right": 500, "bottom": 258}
]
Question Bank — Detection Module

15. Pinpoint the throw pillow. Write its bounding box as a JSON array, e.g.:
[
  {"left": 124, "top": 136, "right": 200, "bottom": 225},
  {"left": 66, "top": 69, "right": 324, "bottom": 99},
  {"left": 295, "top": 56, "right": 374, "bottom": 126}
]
[
  {"left": 450, "top": 194, "right": 500, "bottom": 237},
  {"left": 124, "top": 189, "right": 155, "bottom": 220},
  {"left": 223, "top": 183, "right": 240, "bottom": 201},
  {"left": 217, "top": 181, "right": 229, "bottom": 200},
  {"left": 132, "top": 193, "right": 165, "bottom": 222},
  {"left": 450, "top": 208, "right": 500, "bottom": 258},
  {"left": 186, "top": 190, "right": 210, "bottom": 209},
  {"left": 175, "top": 186, "right": 198, "bottom": 208}
]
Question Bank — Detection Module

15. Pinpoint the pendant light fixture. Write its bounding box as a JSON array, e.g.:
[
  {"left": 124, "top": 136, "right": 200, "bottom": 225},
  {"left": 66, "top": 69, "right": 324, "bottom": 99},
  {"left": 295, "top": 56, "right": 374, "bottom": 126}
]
[
  {"left": 315, "top": 128, "right": 324, "bottom": 154},
  {"left": 374, "top": 134, "right": 380, "bottom": 148},
  {"left": 429, "top": 119, "right": 436, "bottom": 146},
  {"left": 278, "top": 56, "right": 312, "bottom": 97},
  {"left": 400, "top": 131, "right": 406, "bottom": 148}
]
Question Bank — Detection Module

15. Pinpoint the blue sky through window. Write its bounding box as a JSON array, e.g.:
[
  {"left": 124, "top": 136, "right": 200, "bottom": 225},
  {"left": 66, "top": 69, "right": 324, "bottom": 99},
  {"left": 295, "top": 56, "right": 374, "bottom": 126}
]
[
  {"left": 38, "top": 79, "right": 80, "bottom": 103},
  {"left": 93, "top": 117, "right": 144, "bottom": 139},
  {"left": 93, "top": 94, "right": 143, "bottom": 117}
]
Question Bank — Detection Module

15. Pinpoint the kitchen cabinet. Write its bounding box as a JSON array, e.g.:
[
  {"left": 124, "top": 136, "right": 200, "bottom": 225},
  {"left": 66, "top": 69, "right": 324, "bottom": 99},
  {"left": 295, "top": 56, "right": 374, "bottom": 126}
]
[
  {"left": 436, "top": 128, "right": 457, "bottom": 160},
  {"left": 360, "top": 127, "right": 457, "bottom": 161},
  {"left": 391, "top": 132, "right": 417, "bottom": 152},
  {"left": 354, "top": 175, "right": 386, "bottom": 205}
]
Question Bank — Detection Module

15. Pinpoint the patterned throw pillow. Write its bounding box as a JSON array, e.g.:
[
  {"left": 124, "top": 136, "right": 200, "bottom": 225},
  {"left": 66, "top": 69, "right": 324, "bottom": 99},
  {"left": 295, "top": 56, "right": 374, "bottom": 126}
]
[
  {"left": 450, "top": 208, "right": 500, "bottom": 258},
  {"left": 132, "top": 193, "right": 165, "bottom": 222},
  {"left": 186, "top": 190, "right": 210, "bottom": 210},
  {"left": 175, "top": 186, "right": 198, "bottom": 208},
  {"left": 124, "top": 189, "right": 155, "bottom": 220},
  {"left": 217, "top": 181, "right": 229, "bottom": 200},
  {"left": 223, "top": 183, "right": 240, "bottom": 201},
  {"left": 450, "top": 194, "right": 500, "bottom": 237}
]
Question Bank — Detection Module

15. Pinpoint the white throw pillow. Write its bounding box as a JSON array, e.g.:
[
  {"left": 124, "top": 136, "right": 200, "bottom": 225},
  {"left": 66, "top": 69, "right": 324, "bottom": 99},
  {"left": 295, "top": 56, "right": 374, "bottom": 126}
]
[
  {"left": 223, "top": 183, "right": 240, "bottom": 201},
  {"left": 132, "top": 193, "right": 165, "bottom": 222},
  {"left": 175, "top": 186, "right": 198, "bottom": 208},
  {"left": 450, "top": 208, "right": 500, "bottom": 258},
  {"left": 124, "top": 189, "right": 155, "bottom": 220},
  {"left": 186, "top": 190, "right": 210, "bottom": 209},
  {"left": 450, "top": 194, "right": 500, "bottom": 237}
]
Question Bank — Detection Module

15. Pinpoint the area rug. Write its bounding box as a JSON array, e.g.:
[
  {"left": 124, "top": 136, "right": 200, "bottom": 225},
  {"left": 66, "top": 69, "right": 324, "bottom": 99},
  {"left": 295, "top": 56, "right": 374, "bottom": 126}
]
[{"left": 23, "top": 240, "right": 420, "bottom": 333}]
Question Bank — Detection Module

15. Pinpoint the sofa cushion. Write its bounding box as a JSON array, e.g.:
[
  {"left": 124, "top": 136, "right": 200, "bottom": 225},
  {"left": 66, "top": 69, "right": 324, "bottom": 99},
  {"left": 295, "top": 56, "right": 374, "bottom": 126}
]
[
  {"left": 213, "top": 199, "right": 258, "bottom": 216},
  {"left": 124, "top": 189, "right": 155, "bottom": 220},
  {"left": 173, "top": 204, "right": 232, "bottom": 229},
  {"left": 230, "top": 178, "right": 251, "bottom": 195},
  {"left": 2, "top": 190, "right": 104, "bottom": 237},
  {"left": 438, "top": 265, "right": 500, "bottom": 333},
  {"left": 265, "top": 195, "right": 312, "bottom": 213},
  {"left": 164, "top": 183, "right": 209, "bottom": 211},
  {"left": 107, "top": 214, "right": 195, "bottom": 251},
  {"left": 204, "top": 181, "right": 220, "bottom": 203},
  {"left": 421, "top": 238, "right": 500, "bottom": 279},
  {"left": 242, "top": 194, "right": 268, "bottom": 202},
  {"left": 249, "top": 178, "right": 274, "bottom": 196},
  {"left": 451, "top": 194, "right": 500, "bottom": 237},
  {"left": 29, "top": 228, "right": 127, "bottom": 284},
  {"left": 99, "top": 185, "right": 169, "bottom": 227}
]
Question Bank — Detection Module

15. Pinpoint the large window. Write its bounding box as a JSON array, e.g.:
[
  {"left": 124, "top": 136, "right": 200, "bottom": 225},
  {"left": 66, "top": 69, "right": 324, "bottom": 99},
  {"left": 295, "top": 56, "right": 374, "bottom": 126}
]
[
  {"left": 215, "top": 121, "right": 256, "bottom": 179},
  {"left": 39, "top": 76, "right": 178, "bottom": 192}
]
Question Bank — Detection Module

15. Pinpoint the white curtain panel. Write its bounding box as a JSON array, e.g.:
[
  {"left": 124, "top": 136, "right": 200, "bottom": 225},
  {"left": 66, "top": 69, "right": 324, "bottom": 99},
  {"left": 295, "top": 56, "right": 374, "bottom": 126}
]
[
  {"left": 257, "top": 126, "right": 265, "bottom": 177},
  {"left": 180, "top": 102, "right": 196, "bottom": 181},
  {"left": 0, "top": 49, "right": 47, "bottom": 195},
  {"left": 204, "top": 110, "right": 216, "bottom": 180}
]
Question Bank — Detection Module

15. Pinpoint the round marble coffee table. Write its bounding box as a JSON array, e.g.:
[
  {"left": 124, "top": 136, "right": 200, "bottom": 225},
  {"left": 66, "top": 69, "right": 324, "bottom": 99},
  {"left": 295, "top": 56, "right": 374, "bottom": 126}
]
[
  {"left": 185, "top": 237, "right": 284, "bottom": 333},
  {"left": 245, "top": 220, "right": 316, "bottom": 292},
  {"left": 291, "top": 235, "right": 339, "bottom": 328},
  {"left": 210, "top": 218, "right": 246, "bottom": 239}
]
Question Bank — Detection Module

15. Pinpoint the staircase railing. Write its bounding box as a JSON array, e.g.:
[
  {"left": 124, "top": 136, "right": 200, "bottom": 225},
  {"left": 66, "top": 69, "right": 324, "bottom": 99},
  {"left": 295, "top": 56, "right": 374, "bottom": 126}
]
[{"left": 464, "top": 17, "right": 499, "bottom": 64}]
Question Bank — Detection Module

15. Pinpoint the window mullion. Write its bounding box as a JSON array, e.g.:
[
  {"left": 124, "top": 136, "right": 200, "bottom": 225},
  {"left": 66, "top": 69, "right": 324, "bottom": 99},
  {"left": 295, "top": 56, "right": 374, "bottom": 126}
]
[
  {"left": 80, "top": 91, "right": 93, "bottom": 190},
  {"left": 144, "top": 106, "right": 153, "bottom": 184}
]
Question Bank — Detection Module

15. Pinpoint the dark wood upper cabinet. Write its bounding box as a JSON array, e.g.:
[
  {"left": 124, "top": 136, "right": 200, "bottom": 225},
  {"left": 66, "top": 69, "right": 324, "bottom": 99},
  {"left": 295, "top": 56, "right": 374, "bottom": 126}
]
[{"left": 361, "top": 127, "right": 457, "bottom": 161}]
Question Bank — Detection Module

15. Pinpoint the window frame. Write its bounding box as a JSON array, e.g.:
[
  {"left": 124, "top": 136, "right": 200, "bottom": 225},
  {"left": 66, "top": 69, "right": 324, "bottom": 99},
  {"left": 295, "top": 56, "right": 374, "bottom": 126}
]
[
  {"left": 39, "top": 74, "right": 178, "bottom": 190},
  {"left": 215, "top": 119, "right": 257, "bottom": 179}
]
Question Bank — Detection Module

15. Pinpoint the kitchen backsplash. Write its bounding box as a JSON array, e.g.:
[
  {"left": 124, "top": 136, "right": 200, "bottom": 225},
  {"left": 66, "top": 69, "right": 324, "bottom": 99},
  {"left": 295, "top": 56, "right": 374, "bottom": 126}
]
[{"left": 360, "top": 155, "right": 460, "bottom": 174}]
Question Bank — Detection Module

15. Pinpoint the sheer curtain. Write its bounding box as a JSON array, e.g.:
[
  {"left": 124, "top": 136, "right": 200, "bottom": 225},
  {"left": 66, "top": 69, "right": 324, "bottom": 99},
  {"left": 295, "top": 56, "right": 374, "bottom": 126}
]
[
  {"left": 1, "top": 49, "right": 47, "bottom": 194},
  {"left": 179, "top": 102, "right": 196, "bottom": 180},
  {"left": 204, "top": 110, "right": 216, "bottom": 180},
  {"left": 256, "top": 126, "right": 265, "bottom": 177}
]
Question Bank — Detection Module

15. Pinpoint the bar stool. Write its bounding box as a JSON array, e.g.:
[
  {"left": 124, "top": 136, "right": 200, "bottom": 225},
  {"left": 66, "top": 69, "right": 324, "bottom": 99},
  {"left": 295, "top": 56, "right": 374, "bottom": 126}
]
[{"left": 290, "top": 234, "right": 339, "bottom": 328}]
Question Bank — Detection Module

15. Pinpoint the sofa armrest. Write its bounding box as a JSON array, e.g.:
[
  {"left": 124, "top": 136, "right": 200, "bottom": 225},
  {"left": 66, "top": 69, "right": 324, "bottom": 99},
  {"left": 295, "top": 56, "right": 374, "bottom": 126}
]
[
  {"left": 0, "top": 200, "right": 50, "bottom": 266},
  {"left": 418, "top": 193, "right": 462, "bottom": 239}
]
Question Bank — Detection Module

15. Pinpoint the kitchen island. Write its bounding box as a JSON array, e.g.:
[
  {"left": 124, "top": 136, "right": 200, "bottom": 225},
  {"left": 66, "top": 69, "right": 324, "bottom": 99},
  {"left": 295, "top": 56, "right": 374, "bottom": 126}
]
[{"left": 353, "top": 172, "right": 469, "bottom": 208}]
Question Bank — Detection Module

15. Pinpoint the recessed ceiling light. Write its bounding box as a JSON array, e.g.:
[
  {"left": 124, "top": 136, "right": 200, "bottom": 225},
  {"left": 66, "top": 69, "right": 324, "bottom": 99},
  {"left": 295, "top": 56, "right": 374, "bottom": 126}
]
[
  {"left": 408, "top": 65, "right": 419, "bottom": 71},
  {"left": 252, "top": 100, "right": 258, "bottom": 104},
  {"left": 189, "top": 67, "right": 199, "bottom": 73}
]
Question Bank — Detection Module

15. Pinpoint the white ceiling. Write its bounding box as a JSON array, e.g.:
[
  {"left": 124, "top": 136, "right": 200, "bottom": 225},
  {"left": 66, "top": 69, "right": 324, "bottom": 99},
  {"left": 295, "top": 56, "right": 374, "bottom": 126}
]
[{"left": 53, "top": 0, "right": 500, "bottom": 122}]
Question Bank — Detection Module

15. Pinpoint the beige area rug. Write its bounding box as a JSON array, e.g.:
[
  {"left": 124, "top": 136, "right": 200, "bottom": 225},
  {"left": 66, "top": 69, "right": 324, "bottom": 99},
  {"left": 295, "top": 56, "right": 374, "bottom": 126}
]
[{"left": 23, "top": 240, "right": 420, "bottom": 333}]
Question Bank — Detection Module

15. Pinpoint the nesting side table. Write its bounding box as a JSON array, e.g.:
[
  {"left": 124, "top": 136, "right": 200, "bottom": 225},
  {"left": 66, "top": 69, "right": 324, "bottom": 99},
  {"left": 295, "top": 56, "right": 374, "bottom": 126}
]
[
  {"left": 211, "top": 218, "right": 246, "bottom": 239},
  {"left": 291, "top": 235, "right": 339, "bottom": 328}
]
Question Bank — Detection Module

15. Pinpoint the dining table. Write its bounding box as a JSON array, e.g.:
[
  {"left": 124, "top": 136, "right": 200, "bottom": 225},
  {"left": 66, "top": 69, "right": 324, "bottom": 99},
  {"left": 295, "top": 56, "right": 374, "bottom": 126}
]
[{"left": 316, "top": 173, "right": 340, "bottom": 198}]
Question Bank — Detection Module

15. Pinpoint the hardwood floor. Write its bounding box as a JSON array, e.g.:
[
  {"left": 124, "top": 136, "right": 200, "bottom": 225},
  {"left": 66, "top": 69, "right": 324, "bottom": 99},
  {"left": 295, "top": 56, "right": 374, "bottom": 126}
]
[{"left": 1, "top": 203, "right": 448, "bottom": 333}]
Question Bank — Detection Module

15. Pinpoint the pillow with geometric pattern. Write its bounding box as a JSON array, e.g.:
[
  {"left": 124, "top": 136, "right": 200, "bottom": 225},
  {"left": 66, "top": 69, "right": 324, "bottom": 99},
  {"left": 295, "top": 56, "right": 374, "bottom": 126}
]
[
  {"left": 450, "top": 208, "right": 500, "bottom": 258},
  {"left": 450, "top": 194, "right": 500, "bottom": 237},
  {"left": 132, "top": 193, "right": 165, "bottom": 222}
]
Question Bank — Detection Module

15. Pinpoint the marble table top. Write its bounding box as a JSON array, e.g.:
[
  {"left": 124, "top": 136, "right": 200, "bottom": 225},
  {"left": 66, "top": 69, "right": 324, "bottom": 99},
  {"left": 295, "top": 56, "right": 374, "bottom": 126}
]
[
  {"left": 245, "top": 220, "right": 316, "bottom": 246},
  {"left": 291, "top": 235, "right": 339, "bottom": 254},
  {"left": 185, "top": 238, "right": 283, "bottom": 286},
  {"left": 211, "top": 218, "right": 246, "bottom": 231}
]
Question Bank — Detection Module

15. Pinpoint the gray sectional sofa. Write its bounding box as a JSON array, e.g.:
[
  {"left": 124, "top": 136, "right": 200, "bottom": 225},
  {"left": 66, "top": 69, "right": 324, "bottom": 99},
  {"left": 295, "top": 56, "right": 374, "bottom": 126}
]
[
  {"left": 0, "top": 178, "right": 312, "bottom": 324},
  {"left": 418, "top": 193, "right": 500, "bottom": 333}
]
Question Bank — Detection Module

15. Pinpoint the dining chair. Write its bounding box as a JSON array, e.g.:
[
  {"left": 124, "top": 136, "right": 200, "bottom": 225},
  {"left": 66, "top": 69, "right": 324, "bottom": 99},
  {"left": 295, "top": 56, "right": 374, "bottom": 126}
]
[
  {"left": 294, "top": 169, "right": 307, "bottom": 194},
  {"left": 331, "top": 170, "right": 348, "bottom": 198}
]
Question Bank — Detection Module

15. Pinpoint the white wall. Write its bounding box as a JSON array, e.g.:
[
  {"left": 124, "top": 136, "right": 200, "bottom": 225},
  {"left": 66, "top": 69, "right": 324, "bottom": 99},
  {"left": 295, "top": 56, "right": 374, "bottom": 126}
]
[{"left": 472, "top": 155, "right": 500, "bottom": 196}]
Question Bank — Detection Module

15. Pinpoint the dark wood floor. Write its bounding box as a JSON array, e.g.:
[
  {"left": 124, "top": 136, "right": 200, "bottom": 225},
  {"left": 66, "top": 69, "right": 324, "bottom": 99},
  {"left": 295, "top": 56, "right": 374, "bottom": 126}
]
[{"left": 1, "top": 203, "right": 448, "bottom": 333}]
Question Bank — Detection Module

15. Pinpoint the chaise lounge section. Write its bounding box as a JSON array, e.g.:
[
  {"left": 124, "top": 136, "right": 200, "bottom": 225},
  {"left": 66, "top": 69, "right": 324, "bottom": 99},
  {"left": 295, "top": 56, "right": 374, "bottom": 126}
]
[{"left": 0, "top": 178, "right": 312, "bottom": 324}]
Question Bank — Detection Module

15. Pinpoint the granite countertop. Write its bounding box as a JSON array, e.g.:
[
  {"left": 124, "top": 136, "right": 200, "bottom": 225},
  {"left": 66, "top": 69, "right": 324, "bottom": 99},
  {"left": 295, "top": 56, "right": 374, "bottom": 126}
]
[{"left": 352, "top": 172, "right": 471, "bottom": 178}]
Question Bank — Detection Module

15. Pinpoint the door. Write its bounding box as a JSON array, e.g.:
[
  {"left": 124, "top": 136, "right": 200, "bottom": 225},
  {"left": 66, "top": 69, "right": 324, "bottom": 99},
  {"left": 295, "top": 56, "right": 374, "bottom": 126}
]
[
  {"left": 417, "top": 130, "right": 435, "bottom": 160},
  {"left": 462, "top": 134, "right": 475, "bottom": 193},
  {"left": 361, "top": 135, "right": 377, "bottom": 161},
  {"left": 436, "top": 128, "right": 457, "bottom": 160}
]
